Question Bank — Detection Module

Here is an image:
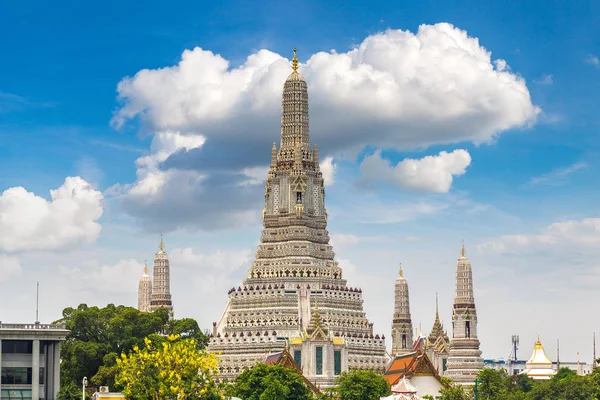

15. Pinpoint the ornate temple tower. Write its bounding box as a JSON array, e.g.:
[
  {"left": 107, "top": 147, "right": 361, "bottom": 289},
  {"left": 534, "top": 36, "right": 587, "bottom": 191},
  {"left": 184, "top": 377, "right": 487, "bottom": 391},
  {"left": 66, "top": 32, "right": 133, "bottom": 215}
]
[
  {"left": 137, "top": 262, "right": 152, "bottom": 312},
  {"left": 208, "top": 49, "right": 388, "bottom": 385},
  {"left": 427, "top": 293, "right": 450, "bottom": 374},
  {"left": 445, "top": 242, "right": 483, "bottom": 384},
  {"left": 391, "top": 265, "right": 414, "bottom": 356},
  {"left": 150, "top": 235, "right": 174, "bottom": 319}
]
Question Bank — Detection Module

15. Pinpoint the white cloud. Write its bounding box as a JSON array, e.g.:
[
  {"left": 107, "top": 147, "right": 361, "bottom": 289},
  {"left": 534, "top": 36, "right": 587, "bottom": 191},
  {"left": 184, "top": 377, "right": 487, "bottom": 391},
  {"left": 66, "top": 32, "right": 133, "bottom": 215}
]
[
  {"left": 106, "top": 131, "right": 262, "bottom": 231},
  {"left": 320, "top": 156, "right": 337, "bottom": 187},
  {"left": 478, "top": 217, "right": 600, "bottom": 255},
  {"left": 533, "top": 74, "right": 553, "bottom": 85},
  {"left": 109, "top": 23, "right": 539, "bottom": 230},
  {"left": 113, "top": 23, "right": 539, "bottom": 154},
  {"left": 169, "top": 247, "right": 252, "bottom": 295},
  {"left": 0, "top": 177, "right": 104, "bottom": 252},
  {"left": 330, "top": 233, "right": 359, "bottom": 249},
  {"left": 529, "top": 162, "right": 588, "bottom": 186},
  {"left": 0, "top": 254, "right": 21, "bottom": 282},
  {"left": 360, "top": 149, "right": 471, "bottom": 193},
  {"left": 58, "top": 258, "right": 144, "bottom": 294},
  {"left": 586, "top": 54, "right": 600, "bottom": 68}
]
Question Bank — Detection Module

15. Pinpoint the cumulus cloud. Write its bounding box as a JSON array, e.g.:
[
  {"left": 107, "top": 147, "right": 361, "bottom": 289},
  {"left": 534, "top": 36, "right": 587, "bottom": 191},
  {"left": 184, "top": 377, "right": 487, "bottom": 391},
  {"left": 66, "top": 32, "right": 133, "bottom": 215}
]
[
  {"left": 0, "top": 177, "right": 104, "bottom": 252},
  {"left": 106, "top": 131, "right": 263, "bottom": 231},
  {"left": 110, "top": 23, "right": 539, "bottom": 230},
  {"left": 114, "top": 23, "right": 538, "bottom": 159},
  {"left": 360, "top": 149, "right": 471, "bottom": 193},
  {"left": 0, "top": 254, "right": 21, "bottom": 282}
]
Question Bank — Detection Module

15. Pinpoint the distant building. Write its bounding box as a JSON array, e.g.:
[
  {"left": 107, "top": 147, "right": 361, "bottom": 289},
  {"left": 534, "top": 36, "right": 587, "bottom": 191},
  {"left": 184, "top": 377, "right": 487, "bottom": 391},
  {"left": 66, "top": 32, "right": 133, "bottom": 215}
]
[
  {"left": 92, "top": 388, "right": 126, "bottom": 400},
  {"left": 137, "top": 262, "right": 152, "bottom": 313},
  {"left": 0, "top": 322, "right": 69, "bottom": 400},
  {"left": 150, "top": 235, "right": 174, "bottom": 319}
]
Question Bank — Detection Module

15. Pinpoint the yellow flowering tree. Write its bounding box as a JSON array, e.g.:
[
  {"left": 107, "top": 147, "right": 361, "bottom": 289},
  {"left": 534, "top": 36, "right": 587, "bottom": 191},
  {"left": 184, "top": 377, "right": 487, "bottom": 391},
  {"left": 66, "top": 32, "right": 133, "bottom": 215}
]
[{"left": 115, "top": 335, "right": 220, "bottom": 400}]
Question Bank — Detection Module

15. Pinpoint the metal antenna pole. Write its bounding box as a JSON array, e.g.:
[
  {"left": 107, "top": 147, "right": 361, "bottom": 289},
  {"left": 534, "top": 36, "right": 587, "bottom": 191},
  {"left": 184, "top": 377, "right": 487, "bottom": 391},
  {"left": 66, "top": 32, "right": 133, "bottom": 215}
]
[{"left": 35, "top": 282, "right": 40, "bottom": 324}]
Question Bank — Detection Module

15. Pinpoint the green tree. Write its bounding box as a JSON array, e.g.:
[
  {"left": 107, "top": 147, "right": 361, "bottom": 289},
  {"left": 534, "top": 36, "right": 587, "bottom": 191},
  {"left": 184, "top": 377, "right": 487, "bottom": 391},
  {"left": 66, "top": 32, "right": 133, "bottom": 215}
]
[
  {"left": 115, "top": 335, "right": 220, "bottom": 400},
  {"left": 230, "top": 363, "right": 313, "bottom": 400},
  {"left": 56, "top": 303, "right": 208, "bottom": 395},
  {"left": 439, "top": 377, "right": 471, "bottom": 400},
  {"left": 335, "top": 369, "right": 391, "bottom": 400}
]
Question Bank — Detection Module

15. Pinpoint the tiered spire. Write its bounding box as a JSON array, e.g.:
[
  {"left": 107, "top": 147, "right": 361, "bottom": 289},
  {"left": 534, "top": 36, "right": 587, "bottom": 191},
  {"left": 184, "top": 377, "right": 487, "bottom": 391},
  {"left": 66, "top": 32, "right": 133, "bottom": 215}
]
[
  {"left": 150, "top": 234, "right": 174, "bottom": 319},
  {"left": 137, "top": 261, "right": 152, "bottom": 313},
  {"left": 391, "top": 263, "right": 414, "bottom": 356},
  {"left": 428, "top": 293, "right": 449, "bottom": 348},
  {"left": 445, "top": 241, "right": 483, "bottom": 384}
]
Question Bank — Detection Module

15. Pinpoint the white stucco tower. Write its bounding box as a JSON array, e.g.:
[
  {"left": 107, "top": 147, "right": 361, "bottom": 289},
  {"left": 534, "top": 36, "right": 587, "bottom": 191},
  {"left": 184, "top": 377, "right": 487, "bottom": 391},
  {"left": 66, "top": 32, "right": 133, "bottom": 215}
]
[
  {"left": 208, "top": 49, "right": 388, "bottom": 385},
  {"left": 391, "top": 265, "right": 414, "bottom": 356},
  {"left": 445, "top": 242, "right": 484, "bottom": 384},
  {"left": 150, "top": 235, "right": 174, "bottom": 319},
  {"left": 137, "top": 262, "right": 152, "bottom": 312}
]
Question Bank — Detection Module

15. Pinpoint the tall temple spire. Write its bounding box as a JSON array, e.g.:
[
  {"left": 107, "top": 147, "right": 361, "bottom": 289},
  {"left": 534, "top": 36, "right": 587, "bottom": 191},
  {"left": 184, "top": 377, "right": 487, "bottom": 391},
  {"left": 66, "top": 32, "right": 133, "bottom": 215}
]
[
  {"left": 445, "top": 242, "right": 483, "bottom": 384},
  {"left": 208, "top": 50, "right": 387, "bottom": 386},
  {"left": 137, "top": 261, "right": 152, "bottom": 313},
  {"left": 150, "top": 234, "right": 174, "bottom": 319},
  {"left": 391, "top": 263, "right": 414, "bottom": 356}
]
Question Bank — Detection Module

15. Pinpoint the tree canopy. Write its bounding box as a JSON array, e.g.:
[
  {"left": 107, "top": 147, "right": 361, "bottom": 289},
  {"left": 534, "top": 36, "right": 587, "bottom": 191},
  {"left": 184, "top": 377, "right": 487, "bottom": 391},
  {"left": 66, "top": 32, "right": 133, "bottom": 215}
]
[
  {"left": 439, "top": 368, "right": 600, "bottom": 400},
  {"left": 55, "top": 303, "right": 209, "bottom": 397},
  {"left": 335, "top": 369, "right": 391, "bottom": 400},
  {"left": 228, "top": 363, "right": 314, "bottom": 400},
  {"left": 115, "top": 335, "right": 220, "bottom": 400}
]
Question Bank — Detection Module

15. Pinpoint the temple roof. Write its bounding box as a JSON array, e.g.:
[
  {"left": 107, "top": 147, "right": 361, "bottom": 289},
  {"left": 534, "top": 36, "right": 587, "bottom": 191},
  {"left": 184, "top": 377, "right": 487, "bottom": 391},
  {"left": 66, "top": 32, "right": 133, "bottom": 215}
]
[
  {"left": 306, "top": 305, "right": 328, "bottom": 340},
  {"left": 526, "top": 337, "right": 553, "bottom": 367},
  {"left": 428, "top": 293, "right": 449, "bottom": 346},
  {"left": 264, "top": 348, "right": 321, "bottom": 394},
  {"left": 384, "top": 350, "right": 441, "bottom": 386}
]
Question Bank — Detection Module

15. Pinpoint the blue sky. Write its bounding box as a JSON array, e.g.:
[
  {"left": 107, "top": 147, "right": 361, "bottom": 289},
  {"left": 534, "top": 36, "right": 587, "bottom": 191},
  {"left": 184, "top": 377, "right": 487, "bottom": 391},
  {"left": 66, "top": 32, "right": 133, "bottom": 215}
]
[{"left": 1, "top": 0, "right": 599, "bottom": 364}]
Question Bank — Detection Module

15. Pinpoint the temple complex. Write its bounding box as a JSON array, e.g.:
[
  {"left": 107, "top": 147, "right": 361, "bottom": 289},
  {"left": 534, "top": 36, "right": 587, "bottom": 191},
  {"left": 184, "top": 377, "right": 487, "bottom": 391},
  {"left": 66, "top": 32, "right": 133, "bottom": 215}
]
[
  {"left": 149, "top": 235, "right": 174, "bottom": 319},
  {"left": 207, "top": 49, "right": 388, "bottom": 386},
  {"left": 521, "top": 337, "right": 556, "bottom": 380},
  {"left": 137, "top": 261, "right": 152, "bottom": 312},
  {"left": 445, "top": 243, "right": 484, "bottom": 384},
  {"left": 391, "top": 265, "right": 414, "bottom": 356}
]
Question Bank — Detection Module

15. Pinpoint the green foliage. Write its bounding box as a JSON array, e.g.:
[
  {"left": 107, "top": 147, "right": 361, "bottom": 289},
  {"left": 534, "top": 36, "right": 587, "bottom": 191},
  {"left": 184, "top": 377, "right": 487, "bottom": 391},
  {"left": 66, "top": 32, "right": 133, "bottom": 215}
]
[
  {"left": 115, "top": 335, "right": 220, "bottom": 400},
  {"left": 438, "top": 367, "right": 600, "bottom": 400},
  {"left": 335, "top": 369, "right": 391, "bottom": 400},
  {"left": 56, "top": 303, "right": 209, "bottom": 393},
  {"left": 57, "top": 381, "right": 84, "bottom": 400},
  {"left": 439, "top": 379, "right": 471, "bottom": 400},
  {"left": 230, "top": 363, "right": 313, "bottom": 400}
]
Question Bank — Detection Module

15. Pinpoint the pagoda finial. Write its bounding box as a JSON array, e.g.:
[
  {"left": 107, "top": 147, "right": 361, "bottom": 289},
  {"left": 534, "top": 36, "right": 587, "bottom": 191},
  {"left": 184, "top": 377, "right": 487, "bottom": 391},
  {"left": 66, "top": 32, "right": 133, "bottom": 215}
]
[
  {"left": 144, "top": 260, "right": 148, "bottom": 275},
  {"left": 292, "top": 48, "right": 299, "bottom": 73},
  {"left": 461, "top": 239, "right": 466, "bottom": 257},
  {"left": 435, "top": 292, "right": 439, "bottom": 318},
  {"left": 159, "top": 233, "right": 165, "bottom": 252},
  {"left": 399, "top": 263, "right": 403, "bottom": 277}
]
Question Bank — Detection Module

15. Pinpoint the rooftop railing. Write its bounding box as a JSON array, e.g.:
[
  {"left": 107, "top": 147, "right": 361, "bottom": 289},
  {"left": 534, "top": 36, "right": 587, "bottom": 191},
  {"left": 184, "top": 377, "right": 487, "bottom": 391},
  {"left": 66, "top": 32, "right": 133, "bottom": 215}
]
[{"left": 0, "top": 322, "right": 67, "bottom": 330}]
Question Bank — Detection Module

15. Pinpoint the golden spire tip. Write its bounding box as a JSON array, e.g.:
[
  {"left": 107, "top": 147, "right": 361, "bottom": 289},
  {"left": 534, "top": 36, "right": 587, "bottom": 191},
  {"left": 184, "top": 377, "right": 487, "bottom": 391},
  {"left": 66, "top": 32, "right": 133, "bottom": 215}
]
[
  {"left": 399, "top": 263, "right": 403, "bottom": 277},
  {"left": 159, "top": 233, "right": 164, "bottom": 252},
  {"left": 461, "top": 239, "right": 466, "bottom": 257},
  {"left": 144, "top": 260, "right": 148, "bottom": 274},
  {"left": 292, "top": 48, "right": 299, "bottom": 73}
]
